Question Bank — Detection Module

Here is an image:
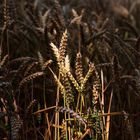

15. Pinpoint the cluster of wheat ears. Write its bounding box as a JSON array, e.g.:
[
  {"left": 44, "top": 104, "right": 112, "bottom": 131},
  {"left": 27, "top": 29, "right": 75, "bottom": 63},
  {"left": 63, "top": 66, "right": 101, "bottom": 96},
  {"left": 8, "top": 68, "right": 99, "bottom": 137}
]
[{"left": 0, "top": 0, "right": 140, "bottom": 140}]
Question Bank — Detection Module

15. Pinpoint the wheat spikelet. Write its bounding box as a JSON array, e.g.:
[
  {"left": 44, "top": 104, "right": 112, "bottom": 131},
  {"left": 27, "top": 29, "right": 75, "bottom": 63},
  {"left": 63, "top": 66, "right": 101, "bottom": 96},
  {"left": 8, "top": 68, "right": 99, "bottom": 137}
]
[
  {"left": 54, "top": 0, "right": 65, "bottom": 28},
  {"left": 51, "top": 17, "right": 62, "bottom": 35},
  {"left": 72, "top": 9, "right": 79, "bottom": 18},
  {"left": 50, "top": 30, "right": 68, "bottom": 71},
  {"left": 75, "top": 52, "right": 84, "bottom": 84},
  {"left": 71, "top": 9, "right": 82, "bottom": 25},
  {"left": 60, "top": 54, "right": 74, "bottom": 107},
  {"left": 0, "top": 54, "right": 8, "bottom": 68},
  {"left": 86, "top": 109, "right": 101, "bottom": 136},
  {"left": 10, "top": 115, "right": 22, "bottom": 140},
  {"left": 60, "top": 120, "right": 66, "bottom": 140},
  {"left": 37, "top": 51, "right": 44, "bottom": 67},
  {"left": 41, "top": 9, "right": 50, "bottom": 28},
  {"left": 50, "top": 42, "right": 60, "bottom": 64},
  {"left": 66, "top": 70, "right": 80, "bottom": 92},
  {"left": 93, "top": 111, "right": 101, "bottom": 134},
  {"left": 61, "top": 74, "right": 74, "bottom": 107},
  {"left": 92, "top": 69, "right": 101, "bottom": 106},
  {"left": 24, "top": 62, "right": 38, "bottom": 76},
  {"left": 92, "top": 85, "right": 99, "bottom": 106},
  {"left": 81, "top": 63, "right": 95, "bottom": 92},
  {"left": 37, "top": 52, "right": 52, "bottom": 71},
  {"left": 59, "top": 29, "right": 68, "bottom": 64},
  {"left": 3, "top": 0, "right": 10, "bottom": 28},
  {"left": 25, "top": 99, "right": 37, "bottom": 114},
  {"left": 42, "top": 60, "right": 52, "bottom": 70},
  {"left": 100, "top": 18, "right": 109, "bottom": 31},
  {"left": 19, "top": 72, "right": 44, "bottom": 87},
  {"left": 59, "top": 63, "right": 80, "bottom": 92},
  {"left": 59, "top": 55, "right": 70, "bottom": 77},
  {"left": 64, "top": 55, "right": 70, "bottom": 72},
  {"left": 36, "top": 102, "right": 42, "bottom": 124}
]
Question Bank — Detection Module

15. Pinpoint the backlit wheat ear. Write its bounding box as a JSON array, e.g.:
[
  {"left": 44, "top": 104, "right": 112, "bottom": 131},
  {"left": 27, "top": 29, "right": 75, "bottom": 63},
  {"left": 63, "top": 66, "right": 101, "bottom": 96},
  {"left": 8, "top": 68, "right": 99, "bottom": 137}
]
[
  {"left": 50, "top": 42, "right": 60, "bottom": 64},
  {"left": 19, "top": 72, "right": 44, "bottom": 87},
  {"left": 59, "top": 29, "right": 68, "bottom": 63},
  {"left": 59, "top": 59, "right": 80, "bottom": 92},
  {"left": 92, "top": 69, "right": 101, "bottom": 107},
  {"left": 64, "top": 68, "right": 80, "bottom": 92},
  {"left": 62, "top": 55, "right": 74, "bottom": 107},
  {"left": 61, "top": 75, "right": 74, "bottom": 107},
  {"left": 62, "top": 54, "right": 74, "bottom": 106},
  {"left": 92, "top": 84, "right": 99, "bottom": 106},
  {"left": 75, "top": 52, "right": 84, "bottom": 84},
  {"left": 64, "top": 55, "right": 70, "bottom": 72},
  {"left": 81, "top": 63, "right": 95, "bottom": 91}
]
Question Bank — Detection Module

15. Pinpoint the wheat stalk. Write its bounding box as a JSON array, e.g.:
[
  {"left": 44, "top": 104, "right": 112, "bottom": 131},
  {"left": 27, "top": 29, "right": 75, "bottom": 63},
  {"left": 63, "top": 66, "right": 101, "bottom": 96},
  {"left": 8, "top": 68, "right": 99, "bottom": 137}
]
[{"left": 75, "top": 52, "right": 84, "bottom": 84}]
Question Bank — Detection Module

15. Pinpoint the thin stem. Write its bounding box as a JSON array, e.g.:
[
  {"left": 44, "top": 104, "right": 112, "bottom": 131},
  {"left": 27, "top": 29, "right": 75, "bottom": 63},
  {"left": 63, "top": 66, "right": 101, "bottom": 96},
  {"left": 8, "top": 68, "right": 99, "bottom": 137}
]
[{"left": 55, "top": 71, "right": 60, "bottom": 140}]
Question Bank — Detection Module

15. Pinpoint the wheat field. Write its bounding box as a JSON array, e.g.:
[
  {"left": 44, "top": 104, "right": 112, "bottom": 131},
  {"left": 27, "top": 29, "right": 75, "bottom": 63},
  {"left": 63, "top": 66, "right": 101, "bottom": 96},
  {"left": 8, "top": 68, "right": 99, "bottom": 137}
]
[{"left": 0, "top": 0, "right": 140, "bottom": 140}]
